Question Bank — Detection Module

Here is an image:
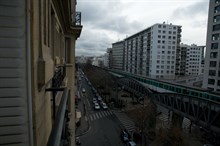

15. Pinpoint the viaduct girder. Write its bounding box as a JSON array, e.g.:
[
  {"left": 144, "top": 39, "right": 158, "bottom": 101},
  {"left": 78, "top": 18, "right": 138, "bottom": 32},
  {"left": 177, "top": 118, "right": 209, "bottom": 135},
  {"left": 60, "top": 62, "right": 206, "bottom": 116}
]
[{"left": 116, "top": 77, "right": 220, "bottom": 134}]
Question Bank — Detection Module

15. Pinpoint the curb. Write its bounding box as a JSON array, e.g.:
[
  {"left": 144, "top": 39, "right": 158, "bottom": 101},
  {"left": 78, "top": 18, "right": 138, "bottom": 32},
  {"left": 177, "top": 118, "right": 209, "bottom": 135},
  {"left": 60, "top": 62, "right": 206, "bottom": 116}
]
[{"left": 75, "top": 116, "right": 91, "bottom": 137}]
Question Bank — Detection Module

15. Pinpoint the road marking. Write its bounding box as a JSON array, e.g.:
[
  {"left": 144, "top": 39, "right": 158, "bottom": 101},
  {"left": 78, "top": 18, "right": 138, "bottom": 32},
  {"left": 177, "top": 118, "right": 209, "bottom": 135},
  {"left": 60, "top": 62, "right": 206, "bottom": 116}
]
[
  {"left": 106, "top": 111, "right": 110, "bottom": 116},
  {"left": 93, "top": 114, "right": 96, "bottom": 120},
  {"left": 90, "top": 115, "right": 93, "bottom": 121},
  {"left": 96, "top": 113, "right": 100, "bottom": 119},
  {"left": 98, "top": 112, "right": 102, "bottom": 118},
  {"left": 86, "top": 99, "right": 90, "bottom": 107},
  {"left": 85, "top": 116, "right": 87, "bottom": 121},
  {"left": 100, "top": 112, "right": 104, "bottom": 117},
  {"left": 105, "top": 111, "right": 109, "bottom": 116}
]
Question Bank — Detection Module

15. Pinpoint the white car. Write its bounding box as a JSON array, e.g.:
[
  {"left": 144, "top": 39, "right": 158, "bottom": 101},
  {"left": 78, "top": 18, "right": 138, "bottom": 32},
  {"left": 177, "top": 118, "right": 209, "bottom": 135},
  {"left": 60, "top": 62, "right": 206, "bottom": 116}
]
[
  {"left": 101, "top": 102, "right": 108, "bottom": 110},
  {"left": 94, "top": 103, "right": 100, "bottom": 110},
  {"left": 93, "top": 98, "right": 97, "bottom": 104},
  {"left": 82, "top": 88, "right": 86, "bottom": 93}
]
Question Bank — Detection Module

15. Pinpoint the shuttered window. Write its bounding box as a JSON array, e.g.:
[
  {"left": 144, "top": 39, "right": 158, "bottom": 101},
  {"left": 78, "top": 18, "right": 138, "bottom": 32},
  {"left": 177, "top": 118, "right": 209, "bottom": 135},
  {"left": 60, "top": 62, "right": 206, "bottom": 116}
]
[{"left": 0, "top": 1, "right": 31, "bottom": 146}]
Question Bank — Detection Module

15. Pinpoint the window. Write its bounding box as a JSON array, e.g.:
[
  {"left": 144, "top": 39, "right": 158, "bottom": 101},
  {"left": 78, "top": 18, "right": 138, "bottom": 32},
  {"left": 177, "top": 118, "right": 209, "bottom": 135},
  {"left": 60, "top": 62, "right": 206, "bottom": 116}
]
[
  {"left": 208, "top": 79, "right": 215, "bottom": 85},
  {"left": 162, "top": 46, "right": 165, "bottom": 49},
  {"left": 163, "top": 25, "right": 166, "bottom": 28},
  {"left": 214, "top": 15, "right": 220, "bottom": 23},
  {"left": 158, "top": 25, "right": 161, "bottom": 28},
  {"left": 173, "top": 26, "right": 176, "bottom": 29},
  {"left": 172, "top": 41, "right": 176, "bottom": 44},
  {"left": 163, "top": 30, "right": 166, "bottom": 33},
  {"left": 209, "top": 70, "right": 216, "bottom": 76},
  {"left": 218, "top": 80, "right": 220, "bottom": 86},
  {"left": 212, "top": 33, "right": 219, "bottom": 41},
  {"left": 157, "top": 60, "right": 160, "bottom": 63},
  {"left": 162, "top": 40, "right": 165, "bottom": 44},
  {"left": 158, "top": 35, "right": 161, "bottom": 38},
  {"left": 158, "top": 30, "right": 161, "bottom": 33},
  {"left": 173, "top": 36, "right": 176, "bottom": 39},
  {"left": 169, "top": 31, "right": 172, "bottom": 34},
  {"left": 157, "top": 65, "right": 160, "bottom": 68},
  {"left": 211, "top": 43, "right": 218, "bottom": 49},
  {"left": 162, "top": 36, "right": 166, "bottom": 39},
  {"left": 162, "top": 51, "right": 165, "bottom": 54},
  {"left": 158, "top": 40, "right": 161, "bottom": 43},
  {"left": 213, "top": 24, "right": 220, "bottom": 31},
  {"left": 210, "top": 61, "right": 217, "bottom": 67},
  {"left": 210, "top": 52, "right": 218, "bottom": 58},
  {"left": 173, "top": 31, "right": 176, "bottom": 35},
  {"left": 214, "top": 5, "right": 220, "bottom": 13}
]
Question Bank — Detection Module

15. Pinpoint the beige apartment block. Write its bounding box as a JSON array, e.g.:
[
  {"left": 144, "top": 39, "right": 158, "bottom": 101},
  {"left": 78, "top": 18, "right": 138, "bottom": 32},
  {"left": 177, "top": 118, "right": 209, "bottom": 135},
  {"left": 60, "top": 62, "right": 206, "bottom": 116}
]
[{"left": 0, "top": 0, "right": 82, "bottom": 146}]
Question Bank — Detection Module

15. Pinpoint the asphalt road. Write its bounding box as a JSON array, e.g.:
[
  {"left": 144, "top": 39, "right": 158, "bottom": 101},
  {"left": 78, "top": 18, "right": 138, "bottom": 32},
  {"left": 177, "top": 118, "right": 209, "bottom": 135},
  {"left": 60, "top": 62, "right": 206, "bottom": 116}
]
[{"left": 78, "top": 71, "right": 124, "bottom": 146}]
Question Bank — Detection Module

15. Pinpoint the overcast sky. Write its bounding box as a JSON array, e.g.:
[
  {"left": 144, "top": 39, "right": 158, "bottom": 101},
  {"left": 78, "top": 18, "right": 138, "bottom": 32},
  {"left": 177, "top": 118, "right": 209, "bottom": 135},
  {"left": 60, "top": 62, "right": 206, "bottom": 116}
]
[{"left": 76, "top": 0, "right": 209, "bottom": 56}]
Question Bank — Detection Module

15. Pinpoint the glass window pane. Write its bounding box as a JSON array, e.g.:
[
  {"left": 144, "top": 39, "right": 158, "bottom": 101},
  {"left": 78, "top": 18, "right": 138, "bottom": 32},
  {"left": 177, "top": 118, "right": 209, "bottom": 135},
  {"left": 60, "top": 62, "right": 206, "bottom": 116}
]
[
  {"left": 213, "top": 24, "right": 220, "bottom": 31},
  {"left": 211, "top": 43, "right": 218, "bottom": 49}
]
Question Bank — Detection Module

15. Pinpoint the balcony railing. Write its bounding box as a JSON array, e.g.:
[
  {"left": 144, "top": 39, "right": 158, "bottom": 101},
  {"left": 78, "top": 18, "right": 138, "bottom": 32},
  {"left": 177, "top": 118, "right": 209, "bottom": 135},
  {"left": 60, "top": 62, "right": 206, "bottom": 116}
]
[
  {"left": 47, "top": 88, "right": 70, "bottom": 146},
  {"left": 52, "top": 65, "right": 66, "bottom": 89},
  {"left": 72, "top": 12, "right": 81, "bottom": 26}
]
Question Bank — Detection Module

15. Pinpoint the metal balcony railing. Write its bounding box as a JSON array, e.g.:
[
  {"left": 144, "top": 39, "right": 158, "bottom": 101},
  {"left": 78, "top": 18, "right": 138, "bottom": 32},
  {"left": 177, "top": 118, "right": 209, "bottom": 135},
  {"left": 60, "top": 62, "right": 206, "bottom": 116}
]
[
  {"left": 72, "top": 12, "right": 81, "bottom": 26},
  {"left": 52, "top": 65, "right": 66, "bottom": 89},
  {"left": 47, "top": 88, "right": 70, "bottom": 146}
]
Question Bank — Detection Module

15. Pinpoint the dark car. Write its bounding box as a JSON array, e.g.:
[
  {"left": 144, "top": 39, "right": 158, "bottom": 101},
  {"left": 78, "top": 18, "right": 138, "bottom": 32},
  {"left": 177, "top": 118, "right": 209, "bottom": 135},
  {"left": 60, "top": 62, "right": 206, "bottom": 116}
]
[{"left": 120, "top": 130, "right": 130, "bottom": 143}]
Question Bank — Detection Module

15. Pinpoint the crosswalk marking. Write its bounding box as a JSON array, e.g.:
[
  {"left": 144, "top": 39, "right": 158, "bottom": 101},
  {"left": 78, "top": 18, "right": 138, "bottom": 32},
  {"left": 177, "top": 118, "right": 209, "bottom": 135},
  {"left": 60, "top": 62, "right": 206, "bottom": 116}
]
[
  {"left": 113, "top": 110, "right": 136, "bottom": 133},
  {"left": 98, "top": 112, "right": 102, "bottom": 118},
  {"left": 100, "top": 112, "right": 104, "bottom": 117},
  {"left": 88, "top": 110, "right": 113, "bottom": 122},
  {"left": 93, "top": 114, "right": 96, "bottom": 120},
  {"left": 90, "top": 115, "right": 93, "bottom": 121},
  {"left": 103, "top": 111, "right": 107, "bottom": 116}
]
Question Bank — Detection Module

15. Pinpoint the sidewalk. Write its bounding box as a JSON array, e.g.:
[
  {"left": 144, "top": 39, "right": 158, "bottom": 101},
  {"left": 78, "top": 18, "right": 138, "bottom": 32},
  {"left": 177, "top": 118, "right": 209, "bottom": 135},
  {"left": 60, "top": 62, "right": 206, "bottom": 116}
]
[{"left": 75, "top": 92, "right": 90, "bottom": 137}]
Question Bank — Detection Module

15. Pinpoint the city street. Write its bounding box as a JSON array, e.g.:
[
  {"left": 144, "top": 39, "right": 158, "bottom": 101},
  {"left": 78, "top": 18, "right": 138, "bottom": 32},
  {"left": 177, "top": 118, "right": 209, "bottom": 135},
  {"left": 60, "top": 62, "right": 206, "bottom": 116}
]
[{"left": 77, "top": 72, "right": 125, "bottom": 146}]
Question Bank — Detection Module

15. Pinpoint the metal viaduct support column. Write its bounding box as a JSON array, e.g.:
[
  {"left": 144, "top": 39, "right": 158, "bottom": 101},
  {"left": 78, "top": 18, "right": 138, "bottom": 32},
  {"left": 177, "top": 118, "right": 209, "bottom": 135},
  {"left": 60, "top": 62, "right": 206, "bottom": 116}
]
[{"left": 171, "top": 112, "right": 184, "bottom": 129}]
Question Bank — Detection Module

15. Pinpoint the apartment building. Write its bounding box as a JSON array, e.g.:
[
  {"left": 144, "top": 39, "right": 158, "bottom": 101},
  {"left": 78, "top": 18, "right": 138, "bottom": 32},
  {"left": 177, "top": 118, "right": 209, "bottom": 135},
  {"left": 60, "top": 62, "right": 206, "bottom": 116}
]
[
  {"left": 0, "top": 1, "right": 82, "bottom": 146},
  {"left": 124, "top": 23, "right": 182, "bottom": 79},
  {"left": 203, "top": 0, "right": 220, "bottom": 91},
  {"left": 179, "top": 44, "right": 205, "bottom": 75},
  {"left": 103, "top": 53, "right": 109, "bottom": 68},
  {"left": 107, "top": 48, "right": 113, "bottom": 68},
  {"left": 112, "top": 41, "right": 124, "bottom": 70}
]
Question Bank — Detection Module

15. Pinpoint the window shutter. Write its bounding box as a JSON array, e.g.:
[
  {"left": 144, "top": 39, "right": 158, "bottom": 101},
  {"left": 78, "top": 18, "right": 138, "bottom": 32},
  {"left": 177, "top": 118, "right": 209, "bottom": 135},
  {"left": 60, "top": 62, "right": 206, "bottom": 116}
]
[{"left": 0, "top": 1, "right": 31, "bottom": 146}]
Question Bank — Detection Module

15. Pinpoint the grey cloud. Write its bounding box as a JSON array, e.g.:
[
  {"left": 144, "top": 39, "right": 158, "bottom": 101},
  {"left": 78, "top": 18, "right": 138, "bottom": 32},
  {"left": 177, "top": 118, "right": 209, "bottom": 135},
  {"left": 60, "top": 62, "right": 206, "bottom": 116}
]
[
  {"left": 76, "top": 1, "right": 143, "bottom": 56},
  {"left": 172, "top": 1, "right": 208, "bottom": 19},
  {"left": 78, "top": 1, "right": 142, "bottom": 34},
  {"left": 76, "top": 29, "right": 114, "bottom": 56}
]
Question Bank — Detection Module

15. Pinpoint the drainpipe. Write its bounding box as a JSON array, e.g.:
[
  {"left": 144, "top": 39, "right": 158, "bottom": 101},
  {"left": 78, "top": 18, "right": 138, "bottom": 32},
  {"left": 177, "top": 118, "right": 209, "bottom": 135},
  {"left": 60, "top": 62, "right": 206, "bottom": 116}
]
[{"left": 26, "top": 0, "right": 34, "bottom": 145}]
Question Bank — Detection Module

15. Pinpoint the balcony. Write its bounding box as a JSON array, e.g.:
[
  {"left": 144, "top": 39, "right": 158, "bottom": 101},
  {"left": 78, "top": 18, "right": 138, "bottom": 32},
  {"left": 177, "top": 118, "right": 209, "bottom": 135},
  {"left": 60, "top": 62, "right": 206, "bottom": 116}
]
[
  {"left": 46, "top": 65, "right": 70, "bottom": 146},
  {"left": 71, "top": 11, "right": 82, "bottom": 38}
]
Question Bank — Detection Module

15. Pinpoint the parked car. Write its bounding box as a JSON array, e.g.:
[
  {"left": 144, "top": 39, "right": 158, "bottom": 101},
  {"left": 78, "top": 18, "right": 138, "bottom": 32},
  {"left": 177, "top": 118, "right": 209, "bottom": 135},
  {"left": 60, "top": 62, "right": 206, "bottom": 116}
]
[
  {"left": 126, "top": 141, "right": 136, "bottom": 146},
  {"left": 101, "top": 102, "right": 108, "bottom": 109},
  {"left": 97, "top": 96, "right": 102, "bottom": 101},
  {"left": 94, "top": 103, "right": 100, "bottom": 110},
  {"left": 75, "top": 137, "right": 81, "bottom": 145},
  {"left": 93, "top": 98, "right": 97, "bottom": 104},
  {"left": 82, "top": 88, "right": 86, "bottom": 93},
  {"left": 120, "top": 130, "right": 130, "bottom": 143}
]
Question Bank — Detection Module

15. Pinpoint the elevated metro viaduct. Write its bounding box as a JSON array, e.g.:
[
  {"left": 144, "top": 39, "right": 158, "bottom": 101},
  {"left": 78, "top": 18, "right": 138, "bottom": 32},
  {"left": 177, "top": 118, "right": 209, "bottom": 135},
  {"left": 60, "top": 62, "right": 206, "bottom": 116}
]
[{"left": 108, "top": 71, "right": 220, "bottom": 135}]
